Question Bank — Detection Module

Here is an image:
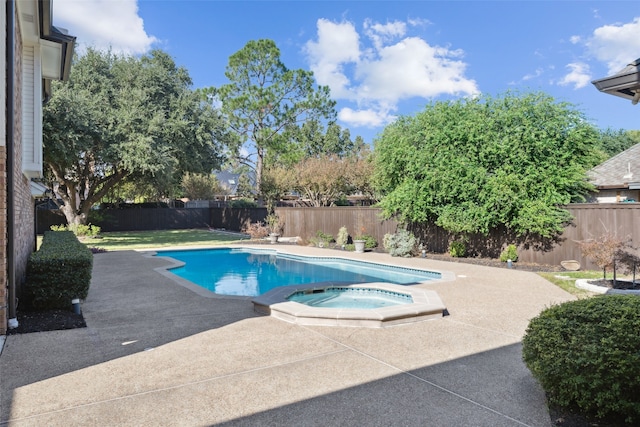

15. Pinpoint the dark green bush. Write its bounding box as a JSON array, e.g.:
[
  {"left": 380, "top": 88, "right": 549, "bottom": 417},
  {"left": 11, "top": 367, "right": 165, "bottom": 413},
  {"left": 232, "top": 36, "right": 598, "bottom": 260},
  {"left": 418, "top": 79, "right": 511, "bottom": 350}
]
[
  {"left": 310, "top": 230, "right": 334, "bottom": 248},
  {"left": 25, "top": 231, "right": 93, "bottom": 309},
  {"left": 354, "top": 234, "right": 377, "bottom": 249},
  {"left": 522, "top": 295, "right": 640, "bottom": 423},
  {"left": 230, "top": 198, "right": 257, "bottom": 208}
]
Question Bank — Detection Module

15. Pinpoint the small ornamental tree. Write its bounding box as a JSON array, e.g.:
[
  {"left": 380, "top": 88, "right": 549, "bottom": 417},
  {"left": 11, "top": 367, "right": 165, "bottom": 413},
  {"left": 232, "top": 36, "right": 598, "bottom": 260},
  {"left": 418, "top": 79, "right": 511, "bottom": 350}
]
[
  {"left": 261, "top": 165, "right": 294, "bottom": 213},
  {"left": 579, "top": 233, "right": 630, "bottom": 284},
  {"left": 293, "top": 155, "right": 350, "bottom": 207}
]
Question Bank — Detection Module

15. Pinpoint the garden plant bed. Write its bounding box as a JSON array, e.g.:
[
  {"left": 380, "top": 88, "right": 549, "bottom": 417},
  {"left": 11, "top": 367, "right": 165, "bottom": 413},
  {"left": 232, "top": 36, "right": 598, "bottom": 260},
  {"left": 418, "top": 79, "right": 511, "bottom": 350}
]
[
  {"left": 550, "top": 404, "right": 627, "bottom": 427},
  {"left": 421, "top": 253, "right": 564, "bottom": 272}
]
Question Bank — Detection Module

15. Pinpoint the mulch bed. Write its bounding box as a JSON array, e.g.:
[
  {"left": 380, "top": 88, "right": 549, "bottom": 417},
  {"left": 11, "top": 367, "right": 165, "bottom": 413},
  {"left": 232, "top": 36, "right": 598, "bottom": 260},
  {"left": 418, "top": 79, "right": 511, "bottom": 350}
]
[
  {"left": 419, "top": 252, "right": 564, "bottom": 272},
  {"left": 7, "top": 308, "right": 86, "bottom": 335},
  {"left": 588, "top": 279, "right": 640, "bottom": 290}
]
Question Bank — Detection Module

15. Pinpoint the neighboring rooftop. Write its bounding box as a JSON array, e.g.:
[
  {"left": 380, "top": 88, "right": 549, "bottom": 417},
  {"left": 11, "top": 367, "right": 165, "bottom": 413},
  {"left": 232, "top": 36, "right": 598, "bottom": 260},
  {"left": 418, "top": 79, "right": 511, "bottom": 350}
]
[{"left": 588, "top": 142, "right": 640, "bottom": 189}]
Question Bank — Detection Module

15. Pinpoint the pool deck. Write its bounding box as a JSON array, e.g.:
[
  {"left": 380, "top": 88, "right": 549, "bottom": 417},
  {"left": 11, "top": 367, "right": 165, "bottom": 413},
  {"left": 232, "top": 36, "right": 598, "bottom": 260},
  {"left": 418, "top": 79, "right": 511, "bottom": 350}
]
[{"left": 0, "top": 244, "right": 575, "bottom": 426}]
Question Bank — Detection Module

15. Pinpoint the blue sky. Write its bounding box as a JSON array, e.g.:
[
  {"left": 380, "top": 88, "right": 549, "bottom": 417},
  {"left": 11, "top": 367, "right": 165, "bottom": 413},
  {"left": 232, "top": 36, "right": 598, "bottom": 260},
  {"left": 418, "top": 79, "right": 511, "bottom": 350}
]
[{"left": 54, "top": 0, "right": 640, "bottom": 145}]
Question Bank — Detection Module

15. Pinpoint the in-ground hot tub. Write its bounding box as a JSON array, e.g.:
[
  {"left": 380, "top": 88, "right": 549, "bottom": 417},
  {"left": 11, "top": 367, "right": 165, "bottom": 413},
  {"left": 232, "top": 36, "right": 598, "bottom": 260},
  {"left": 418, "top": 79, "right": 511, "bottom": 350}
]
[
  {"left": 252, "top": 282, "right": 446, "bottom": 328},
  {"left": 287, "top": 286, "right": 413, "bottom": 309}
]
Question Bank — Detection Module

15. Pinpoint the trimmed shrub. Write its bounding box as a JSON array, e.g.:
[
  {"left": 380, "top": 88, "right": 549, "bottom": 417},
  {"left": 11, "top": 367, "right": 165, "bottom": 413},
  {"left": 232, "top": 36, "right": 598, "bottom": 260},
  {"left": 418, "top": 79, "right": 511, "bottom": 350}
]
[
  {"left": 522, "top": 295, "right": 640, "bottom": 423},
  {"left": 499, "top": 244, "right": 518, "bottom": 262},
  {"left": 25, "top": 231, "right": 93, "bottom": 309},
  {"left": 51, "top": 223, "right": 101, "bottom": 238},
  {"left": 449, "top": 240, "right": 466, "bottom": 257},
  {"left": 336, "top": 226, "right": 349, "bottom": 247},
  {"left": 309, "top": 230, "right": 334, "bottom": 248},
  {"left": 383, "top": 229, "right": 416, "bottom": 257}
]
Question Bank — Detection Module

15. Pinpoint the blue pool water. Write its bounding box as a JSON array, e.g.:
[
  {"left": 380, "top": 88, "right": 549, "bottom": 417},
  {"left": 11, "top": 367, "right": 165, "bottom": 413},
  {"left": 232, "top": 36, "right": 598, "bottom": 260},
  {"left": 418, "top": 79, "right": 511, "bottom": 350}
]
[{"left": 157, "top": 248, "right": 440, "bottom": 297}]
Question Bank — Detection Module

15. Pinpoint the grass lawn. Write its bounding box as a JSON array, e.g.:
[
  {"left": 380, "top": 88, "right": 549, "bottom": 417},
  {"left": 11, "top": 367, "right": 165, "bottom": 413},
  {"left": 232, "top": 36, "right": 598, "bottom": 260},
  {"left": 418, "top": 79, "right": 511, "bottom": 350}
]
[
  {"left": 43, "top": 229, "right": 249, "bottom": 251},
  {"left": 538, "top": 270, "right": 603, "bottom": 298}
]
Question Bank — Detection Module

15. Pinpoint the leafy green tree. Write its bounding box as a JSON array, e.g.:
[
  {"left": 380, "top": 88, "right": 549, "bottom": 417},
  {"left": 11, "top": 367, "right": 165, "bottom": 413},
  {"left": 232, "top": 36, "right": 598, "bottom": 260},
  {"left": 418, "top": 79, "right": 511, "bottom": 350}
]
[
  {"left": 43, "top": 48, "right": 230, "bottom": 225},
  {"left": 374, "top": 91, "right": 602, "bottom": 238},
  {"left": 181, "top": 172, "right": 225, "bottom": 200},
  {"left": 260, "top": 165, "right": 294, "bottom": 213},
  {"left": 291, "top": 120, "right": 362, "bottom": 159},
  {"left": 210, "top": 39, "right": 336, "bottom": 194},
  {"left": 598, "top": 128, "right": 640, "bottom": 158}
]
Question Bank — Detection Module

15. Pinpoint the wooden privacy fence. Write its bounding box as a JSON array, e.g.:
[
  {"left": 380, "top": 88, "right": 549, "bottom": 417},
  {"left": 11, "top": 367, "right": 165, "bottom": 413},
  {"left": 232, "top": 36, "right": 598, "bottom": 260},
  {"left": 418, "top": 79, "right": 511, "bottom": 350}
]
[
  {"left": 521, "top": 204, "right": 640, "bottom": 270},
  {"left": 36, "top": 207, "right": 270, "bottom": 233},
  {"left": 274, "top": 207, "right": 399, "bottom": 244},
  {"left": 36, "top": 204, "right": 640, "bottom": 270},
  {"left": 36, "top": 208, "right": 214, "bottom": 233},
  {"left": 278, "top": 205, "right": 639, "bottom": 270}
]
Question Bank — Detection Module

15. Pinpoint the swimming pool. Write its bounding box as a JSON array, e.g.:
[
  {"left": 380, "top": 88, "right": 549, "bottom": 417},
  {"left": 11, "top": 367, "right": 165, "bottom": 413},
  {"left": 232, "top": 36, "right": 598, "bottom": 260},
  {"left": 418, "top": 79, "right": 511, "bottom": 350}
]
[{"left": 156, "top": 248, "right": 441, "bottom": 297}]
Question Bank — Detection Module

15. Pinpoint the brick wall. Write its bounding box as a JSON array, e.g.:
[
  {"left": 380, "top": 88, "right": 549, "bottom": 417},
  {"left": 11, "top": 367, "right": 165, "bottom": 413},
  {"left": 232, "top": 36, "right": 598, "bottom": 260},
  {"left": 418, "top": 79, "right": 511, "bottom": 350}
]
[{"left": 14, "top": 31, "right": 34, "bottom": 303}]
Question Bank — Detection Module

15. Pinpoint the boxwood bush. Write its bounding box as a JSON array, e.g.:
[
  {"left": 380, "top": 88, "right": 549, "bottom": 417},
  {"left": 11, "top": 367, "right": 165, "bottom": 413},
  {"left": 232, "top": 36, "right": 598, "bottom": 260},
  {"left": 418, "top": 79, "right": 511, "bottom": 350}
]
[
  {"left": 522, "top": 295, "right": 640, "bottom": 423},
  {"left": 25, "top": 231, "right": 93, "bottom": 309}
]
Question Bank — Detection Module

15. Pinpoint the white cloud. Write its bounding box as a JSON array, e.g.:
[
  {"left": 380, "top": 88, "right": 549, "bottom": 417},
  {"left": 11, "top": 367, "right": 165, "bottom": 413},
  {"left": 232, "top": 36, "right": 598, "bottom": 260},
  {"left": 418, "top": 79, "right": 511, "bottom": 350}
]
[
  {"left": 305, "top": 18, "right": 478, "bottom": 129},
  {"left": 522, "top": 68, "right": 544, "bottom": 81},
  {"left": 53, "top": 0, "right": 157, "bottom": 55},
  {"left": 586, "top": 17, "right": 640, "bottom": 74},
  {"left": 569, "top": 35, "right": 581, "bottom": 44},
  {"left": 304, "top": 19, "right": 360, "bottom": 99},
  {"left": 364, "top": 19, "right": 406, "bottom": 50},
  {"left": 558, "top": 62, "right": 592, "bottom": 89},
  {"left": 338, "top": 107, "right": 395, "bottom": 127}
]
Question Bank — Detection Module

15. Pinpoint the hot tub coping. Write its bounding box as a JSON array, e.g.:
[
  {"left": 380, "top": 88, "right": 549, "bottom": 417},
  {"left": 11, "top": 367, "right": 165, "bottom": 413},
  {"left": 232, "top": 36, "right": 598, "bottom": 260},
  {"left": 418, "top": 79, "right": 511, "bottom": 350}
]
[{"left": 252, "top": 282, "right": 447, "bottom": 328}]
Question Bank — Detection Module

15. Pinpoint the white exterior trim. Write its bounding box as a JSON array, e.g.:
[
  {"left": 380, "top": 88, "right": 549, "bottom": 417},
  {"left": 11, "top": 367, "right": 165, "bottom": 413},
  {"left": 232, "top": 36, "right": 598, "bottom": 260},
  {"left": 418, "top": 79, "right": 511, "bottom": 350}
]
[{"left": 22, "top": 42, "right": 44, "bottom": 179}]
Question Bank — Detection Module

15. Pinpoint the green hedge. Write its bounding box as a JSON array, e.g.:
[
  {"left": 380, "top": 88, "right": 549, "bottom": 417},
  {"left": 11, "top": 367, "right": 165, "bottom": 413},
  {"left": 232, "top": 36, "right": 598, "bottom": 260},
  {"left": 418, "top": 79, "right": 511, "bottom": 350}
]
[
  {"left": 25, "top": 231, "right": 93, "bottom": 309},
  {"left": 522, "top": 295, "right": 640, "bottom": 423}
]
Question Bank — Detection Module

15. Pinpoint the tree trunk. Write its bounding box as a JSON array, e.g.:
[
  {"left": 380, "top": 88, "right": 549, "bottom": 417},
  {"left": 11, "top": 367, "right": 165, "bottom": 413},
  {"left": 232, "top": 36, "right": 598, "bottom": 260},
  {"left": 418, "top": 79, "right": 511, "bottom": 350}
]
[
  {"left": 60, "top": 203, "right": 88, "bottom": 226},
  {"left": 255, "top": 149, "right": 264, "bottom": 196}
]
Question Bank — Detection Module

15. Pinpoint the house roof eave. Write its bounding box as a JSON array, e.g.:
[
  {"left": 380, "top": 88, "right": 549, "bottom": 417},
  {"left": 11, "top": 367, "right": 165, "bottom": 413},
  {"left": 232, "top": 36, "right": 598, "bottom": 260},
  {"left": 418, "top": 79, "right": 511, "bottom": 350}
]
[
  {"left": 591, "top": 58, "right": 640, "bottom": 103},
  {"left": 39, "top": 0, "right": 76, "bottom": 82}
]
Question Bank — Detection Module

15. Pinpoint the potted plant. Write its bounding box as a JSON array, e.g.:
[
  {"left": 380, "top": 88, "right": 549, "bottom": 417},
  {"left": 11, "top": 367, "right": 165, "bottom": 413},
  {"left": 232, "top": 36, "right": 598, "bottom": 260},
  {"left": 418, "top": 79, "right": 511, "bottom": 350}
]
[
  {"left": 353, "top": 238, "right": 366, "bottom": 253},
  {"left": 266, "top": 214, "right": 282, "bottom": 244},
  {"left": 353, "top": 227, "right": 376, "bottom": 253}
]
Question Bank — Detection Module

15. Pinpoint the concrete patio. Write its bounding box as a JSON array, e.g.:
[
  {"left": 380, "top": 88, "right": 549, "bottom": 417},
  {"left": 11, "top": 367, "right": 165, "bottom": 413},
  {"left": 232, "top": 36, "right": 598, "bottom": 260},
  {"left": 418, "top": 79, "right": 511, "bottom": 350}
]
[{"left": 0, "top": 246, "right": 575, "bottom": 426}]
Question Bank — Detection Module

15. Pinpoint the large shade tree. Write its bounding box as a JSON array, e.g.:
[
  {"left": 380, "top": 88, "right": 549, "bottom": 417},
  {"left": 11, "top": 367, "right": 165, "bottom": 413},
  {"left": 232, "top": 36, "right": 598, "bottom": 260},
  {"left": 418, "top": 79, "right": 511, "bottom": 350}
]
[
  {"left": 210, "top": 39, "right": 337, "bottom": 194},
  {"left": 374, "top": 91, "right": 602, "bottom": 238},
  {"left": 43, "top": 48, "right": 230, "bottom": 225}
]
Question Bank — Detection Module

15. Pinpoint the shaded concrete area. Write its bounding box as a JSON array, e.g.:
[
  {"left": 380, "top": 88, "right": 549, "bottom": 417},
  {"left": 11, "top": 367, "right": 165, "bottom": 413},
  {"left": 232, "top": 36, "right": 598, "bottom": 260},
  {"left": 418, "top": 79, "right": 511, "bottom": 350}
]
[{"left": 0, "top": 247, "right": 575, "bottom": 426}]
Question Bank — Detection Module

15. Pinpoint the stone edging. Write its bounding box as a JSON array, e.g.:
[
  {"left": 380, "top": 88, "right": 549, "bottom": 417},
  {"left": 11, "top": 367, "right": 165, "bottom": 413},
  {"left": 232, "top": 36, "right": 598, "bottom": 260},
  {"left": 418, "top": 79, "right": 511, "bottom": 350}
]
[{"left": 575, "top": 279, "right": 640, "bottom": 295}]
